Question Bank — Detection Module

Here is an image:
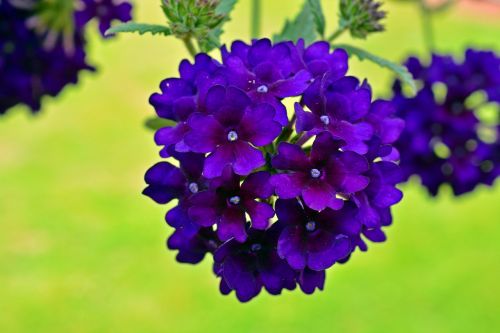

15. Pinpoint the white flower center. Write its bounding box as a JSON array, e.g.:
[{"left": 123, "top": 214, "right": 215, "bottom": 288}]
[
  {"left": 251, "top": 243, "right": 262, "bottom": 252},
  {"left": 188, "top": 182, "right": 199, "bottom": 194},
  {"left": 227, "top": 130, "right": 238, "bottom": 142},
  {"left": 310, "top": 168, "right": 321, "bottom": 178},
  {"left": 257, "top": 85, "right": 269, "bottom": 93},
  {"left": 306, "top": 221, "right": 316, "bottom": 232},
  {"left": 229, "top": 196, "right": 241, "bottom": 205},
  {"left": 320, "top": 115, "right": 330, "bottom": 125}
]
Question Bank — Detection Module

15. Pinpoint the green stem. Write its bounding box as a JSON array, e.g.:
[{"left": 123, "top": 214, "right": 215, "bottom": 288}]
[
  {"left": 328, "top": 26, "right": 347, "bottom": 42},
  {"left": 418, "top": 1, "right": 435, "bottom": 52},
  {"left": 182, "top": 36, "right": 197, "bottom": 58},
  {"left": 251, "top": 0, "right": 262, "bottom": 39}
]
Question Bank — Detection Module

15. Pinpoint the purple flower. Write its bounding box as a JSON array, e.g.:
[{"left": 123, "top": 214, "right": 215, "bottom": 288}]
[
  {"left": 220, "top": 39, "right": 312, "bottom": 125},
  {"left": 271, "top": 133, "right": 370, "bottom": 211},
  {"left": 167, "top": 222, "right": 219, "bottom": 264},
  {"left": 299, "top": 40, "right": 349, "bottom": 79},
  {"left": 188, "top": 170, "right": 275, "bottom": 242},
  {"left": 297, "top": 268, "right": 326, "bottom": 294},
  {"left": 151, "top": 54, "right": 224, "bottom": 157},
  {"left": 0, "top": 1, "right": 93, "bottom": 114},
  {"left": 76, "top": 0, "right": 133, "bottom": 36},
  {"left": 275, "top": 199, "right": 360, "bottom": 271},
  {"left": 185, "top": 86, "right": 282, "bottom": 178},
  {"left": 145, "top": 39, "right": 405, "bottom": 302},
  {"left": 143, "top": 151, "right": 206, "bottom": 204},
  {"left": 296, "top": 74, "right": 374, "bottom": 154},
  {"left": 392, "top": 50, "right": 500, "bottom": 196},
  {"left": 214, "top": 223, "right": 297, "bottom": 302},
  {"left": 0, "top": 0, "right": 133, "bottom": 115}
]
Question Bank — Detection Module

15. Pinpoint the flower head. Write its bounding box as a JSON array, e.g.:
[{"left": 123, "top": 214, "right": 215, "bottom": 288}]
[
  {"left": 392, "top": 50, "right": 500, "bottom": 196},
  {"left": 339, "top": 0, "right": 386, "bottom": 39},
  {"left": 0, "top": 0, "right": 133, "bottom": 115},
  {"left": 145, "top": 39, "right": 405, "bottom": 302}
]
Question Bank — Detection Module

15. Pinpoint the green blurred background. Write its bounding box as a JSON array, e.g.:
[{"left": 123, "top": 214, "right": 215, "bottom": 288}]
[{"left": 1, "top": 1, "right": 499, "bottom": 332}]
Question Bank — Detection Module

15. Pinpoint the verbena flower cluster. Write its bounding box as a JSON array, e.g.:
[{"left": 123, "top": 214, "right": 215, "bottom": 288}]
[
  {"left": 0, "top": 0, "right": 132, "bottom": 115},
  {"left": 392, "top": 50, "right": 500, "bottom": 196},
  {"left": 144, "top": 38, "right": 405, "bottom": 302}
]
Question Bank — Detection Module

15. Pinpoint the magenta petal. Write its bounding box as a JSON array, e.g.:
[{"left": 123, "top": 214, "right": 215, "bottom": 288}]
[
  {"left": 241, "top": 171, "right": 273, "bottom": 198},
  {"left": 302, "top": 182, "right": 344, "bottom": 211},
  {"left": 373, "top": 185, "right": 403, "bottom": 207},
  {"left": 232, "top": 141, "right": 265, "bottom": 176},
  {"left": 272, "top": 70, "right": 312, "bottom": 98},
  {"left": 218, "top": 207, "right": 247, "bottom": 242},
  {"left": 203, "top": 145, "right": 234, "bottom": 178},
  {"left": 275, "top": 199, "right": 305, "bottom": 225},
  {"left": 154, "top": 123, "right": 190, "bottom": 154},
  {"left": 295, "top": 103, "right": 317, "bottom": 133},
  {"left": 213, "top": 86, "right": 251, "bottom": 126},
  {"left": 271, "top": 173, "right": 306, "bottom": 199},
  {"left": 272, "top": 142, "right": 310, "bottom": 171},
  {"left": 187, "top": 205, "right": 218, "bottom": 227},
  {"left": 239, "top": 104, "right": 282, "bottom": 147},
  {"left": 298, "top": 269, "right": 325, "bottom": 294},
  {"left": 277, "top": 226, "right": 307, "bottom": 270},
  {"left": 307, "top": 234, "right": 351, "bottom": 270},
  {"left": 185, "top": 113, "right": 224, "bottom": 153},
  {"left": 245, "top": 200, "right": 274, "bottom": 230},
  {"left": 329, "top": 121, "right": 373, "bottom": 155}
]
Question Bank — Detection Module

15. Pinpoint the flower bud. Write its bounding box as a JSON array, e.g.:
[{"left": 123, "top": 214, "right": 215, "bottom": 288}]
[{"left": 339, "top": 0, "right": 386, "bottom": 39}]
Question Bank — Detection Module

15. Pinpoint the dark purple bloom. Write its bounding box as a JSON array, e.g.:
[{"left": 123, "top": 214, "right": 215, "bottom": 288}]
[
  {"left": 188, "top": 169, "right": 275, "bottom": 242},
  {"left": 0, "top": 0, "right": 133, "bottom": 115},
  {"left": 220, "top": 39, "right": 312, "bottom": 125},
  {"left": 299, "top": 40, "right": 349, "bottom": 79},
  {"left": 167, "top": 223, "right": 219, "bottom": 264},
  {"left": 296, "top": 75, "right": 374, "bottom": 154},
  {"left": 297, "top": 268, "right": 326, "bottom": 294},
  {"left": 271, "top": 133, "right": 370, "bottom": 211},
  {"left": 185, "top": 86, "right": 282, "bottom": 178},
  {"left": 0, "top": 1, "right": 93, "bottom": 114},
  {"left": 392, "top": 50, "right": 500, "bottom": 196},
  {"left": 76, "top": 0, "right": 133, "bottom": 36},
  {"left": 275, "top": 199, "right": 360, "bottom": 271},
  {"left": 214, "top": 223, "right": 297, "bottom": 302},
  {"left": 151, "top": 54, "right": 225, "bottom": 157},
  {"left": 145, "top": 39, "right": 405, "bottom": 302},
  {"left": 143, "top": 151, "right": 206, "bottom": 204}
]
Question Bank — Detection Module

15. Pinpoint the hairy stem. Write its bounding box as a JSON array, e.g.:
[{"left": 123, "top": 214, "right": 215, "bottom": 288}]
[
  {"left": 328, "top": 26, "right": 347, "bottom": 42},
  {"left": 182, "top": 36, "right": 197, "bottom": 58},
  {"left": 251, "top": 0, "right": 262, "bottom": 39}
]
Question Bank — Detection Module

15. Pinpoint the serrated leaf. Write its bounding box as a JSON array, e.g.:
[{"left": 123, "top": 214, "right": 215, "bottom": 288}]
[
  {"left": 273, "top": 0, "right": 317, "bottom": 44},
  {"left": 334, "top": 43, "right": 417, "bottom": 95},
  {"left": 216, "top": 0, "right": 238, "bottom": 15},
  {"left": 144, "top": 117, "right": 177, "bottom": 131},
  {"left": 308, "top": 0, "right": 325, "bottom": 37},
  {"left": 105, "top": 23, "right": 172, "bottom": 37}
]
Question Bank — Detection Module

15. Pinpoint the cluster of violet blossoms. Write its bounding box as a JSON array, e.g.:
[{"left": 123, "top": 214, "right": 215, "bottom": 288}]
[
  {"left": 392, "top": 50, "right": 500, "bottom": 196},
  {"left": 0, "top": 0, "right": 132, "bottom": 114},
  {"left": 144, "top": 39, "right": 405, "bottom": 302}
]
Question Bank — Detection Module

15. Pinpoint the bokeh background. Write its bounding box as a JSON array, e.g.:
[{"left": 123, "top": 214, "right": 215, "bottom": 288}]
[{"left": 1, "top": 1, "right": 499, "bottom": 332}]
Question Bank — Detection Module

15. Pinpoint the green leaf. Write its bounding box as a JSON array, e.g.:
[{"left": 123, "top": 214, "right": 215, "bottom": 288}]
[
  {"left": 144, "top": 117, "right": 177, "bottom": 131},
  {"left": 334, "top": 43, "right": 417, "bottom": 94},
  {"left": 273, "top": 0, "right": 317, "bottom": 44},
  {"left": 307, "top": 0, "right": 326, "bottom": 37},
  {"left": 216, "top": 0, "right": 238, "bottom": 16},
  {"left": 105, "top": 23, "right": 172, "bottom": 37}
]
